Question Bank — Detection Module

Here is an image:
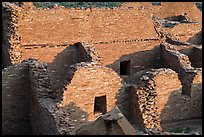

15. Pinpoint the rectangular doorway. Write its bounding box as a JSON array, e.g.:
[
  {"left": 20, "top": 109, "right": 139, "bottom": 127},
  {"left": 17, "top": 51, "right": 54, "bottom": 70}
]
[
  {"left": 120, "top": 60, "right": 131, "bottom": 76},
  {"left": 94, "top": 95, "right": 107, "bottom": 114}
]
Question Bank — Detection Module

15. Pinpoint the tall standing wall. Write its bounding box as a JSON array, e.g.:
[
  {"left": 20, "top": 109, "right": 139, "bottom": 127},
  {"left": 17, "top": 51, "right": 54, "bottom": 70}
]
[
  {"left": 2, "top": 62, "right": 31, "bottom": 135},
  {"left": 2, "top": 3, "right": 22, "bottom": 66}
]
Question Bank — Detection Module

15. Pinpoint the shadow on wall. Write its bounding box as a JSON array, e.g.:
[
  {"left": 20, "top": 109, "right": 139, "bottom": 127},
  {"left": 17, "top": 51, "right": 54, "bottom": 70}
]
[
  {"left": 187, "top": 31, "right": 202, "bottom": 45},
  {"left": 47, "top": 42, "right": 93, "bottom": 103},
  {"left": 159, "top": 83, "right": 202, "bottom": 131},
  {"left": 2, "top": 22, "right": 12, "bottom": 69},
  {"left": 56, "top": 102, "right": 90, "bottom": 135},
  {"left": 106, "top": 45, "right": 164, "bottom": 79},
  {"left": 47, "top": 45, "right": 79, "bottom": 102},
  {"left": 2, "top": 63, "right": 32, "bottom": 135},
  {"left": 115, "top": 86, "right": 131, "bottom": 121},
  {"left": 112, "top": 46, "right": 165, "bottom": 125}
]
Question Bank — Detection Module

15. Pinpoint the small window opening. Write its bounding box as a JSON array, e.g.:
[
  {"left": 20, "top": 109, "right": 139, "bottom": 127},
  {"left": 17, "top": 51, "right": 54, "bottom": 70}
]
[
  {"left": 120, "top": 60, "right": 131, "bottom": 76},
  {"left": 94, "top": 95, "right": 107, "bottom": 114}
]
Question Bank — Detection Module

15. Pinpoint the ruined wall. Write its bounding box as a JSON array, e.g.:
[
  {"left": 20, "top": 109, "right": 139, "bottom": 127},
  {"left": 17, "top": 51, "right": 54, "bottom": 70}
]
[
  {"left": 20, "top": 45, "right": 68, "bottom": 62},
  {"left": 62, "top": 62, "right": 123, "bottom": 121},
  {"left": 156, "top": 2, "right": 202, "bottom": 23},
  {"left": 116, "top": 86, "right": 132, "bottom": 121},
  {"left": 187, "top": 31, "right": 202, "bottom": 45},
  {"left": 19, "top": 7, "right": 158, "bottom": 45},
  {"left": 164, "top": 24, "right": 202, "bottom": 42},
  {"left": 77, "top": 42, "right": 102, "bottom": 64},
  {"left": 28, "top": 60, "right": 59, "bottom": 135},
  {"left": 153, "top": 70, "right": 181, "bottom": 121},
  {"left": 156, "top": 70, "right": 202, "bottom": 125},
  {"left": 2, "top": 62, "right": 31, "bottom": 135},
  {"left": 151, "top": 2, "right": 202, "bottom": 42},
  {"left": 95, "top": 40, "right": 163, "bottom": 76},
  {"left": 2, "top": 22, "right": 12, "bottom": 68},
  {"left": 2, "top": 3, "right": 22, "bottom": 66},
  {"left": 130, "top": 68, "right": 202, "bottom": 131},
  {"left": 161, "top": 42, "right": 200, "bottom": 96},
  {"left": 46, "top": 43, "right": 101, "bottom": 100},
  {"left": 46, "top": 45, "right": 78, "bottom": 93},
  {"left": 189, "top": 46, "right": 202, "bottom": 68},
  {"left": 130, "top": 86, "right": 146, "bottom": 130},
  {"left": 151, "top": 68, "right": 202, "bottom": 127}
]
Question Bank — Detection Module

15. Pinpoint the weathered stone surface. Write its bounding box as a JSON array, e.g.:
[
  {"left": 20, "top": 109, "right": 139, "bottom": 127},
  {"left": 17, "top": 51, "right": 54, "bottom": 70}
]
[
  {"left": 2, "top": 2, "right": 202, "bottom": 135},
  {"left": 75, "top": 107, "right": 136, "bottom": 135}
]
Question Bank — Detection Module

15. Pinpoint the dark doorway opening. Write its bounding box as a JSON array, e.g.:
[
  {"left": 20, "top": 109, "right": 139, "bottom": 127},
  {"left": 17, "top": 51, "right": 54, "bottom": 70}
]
[
  {"left": 94, "top": 95, "right": 107, "bottom": 114},
  {"left": 120, "top": 60, "right": 131, "bottom": 76}
]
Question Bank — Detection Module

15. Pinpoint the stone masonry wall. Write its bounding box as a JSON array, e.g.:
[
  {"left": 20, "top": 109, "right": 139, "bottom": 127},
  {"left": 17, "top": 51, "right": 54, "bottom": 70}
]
[
  {"left": 2, "top": 3, "right": 22, "bottom": 65},
  {"left": 189, "top": 46, "right": 202, "bottom": 68},
  {"left": 28, "top": 59, "right": 59, "bottom": 135},
  {"left": 2, "top": 21, "right": 12, "bottom": 68},
  {"left": 62, "top": 62, "right": 123, "bottom": 121},
  {"left": 46, "top": 42, "right": 101, "bottom": 102},
  {"left": 6, "top": 4, "right": 160, "bottom": 69},
  {"left": 95, "top": 40, "right": 163, "bottom": 76},
  {"left": 156, "top": 69, "right": 202, "bottom": 125},
  {"left": 130, "top": 69, "right": 163, "bottom": 131},
  {"left": 19, "top": 6, "right": 158, "bottom": 45},
  {"left": 161, "top": 42, "right": 200, "bottom": 96},
  {"left": 130, "top": 68, "right": 202, "bottom": 131},
  {"left": 20, "top": 45, "right": 68, "bottom": 63},
  {"left": 2, "top": 62, "right": 31, "bottom": 135},
  {"left": 77, "top": 42, "right": 102, "bottom": 64},
  {"left": 47, "top": 45, "right": 79, "bottom": 94},
  {"left": 151, "top": 2, "right": 202, "bottom": 42}
]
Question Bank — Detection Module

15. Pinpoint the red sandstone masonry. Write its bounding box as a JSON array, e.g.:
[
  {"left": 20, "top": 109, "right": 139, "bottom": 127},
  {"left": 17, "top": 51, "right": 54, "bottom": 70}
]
[
  {"left": 62, "top": 62, "right": 123, "bottom": 121},
  {"left": 45, "top": 42, "right": 102, "bottom": 102},
  {"left": 19, "top": 6, "right": 158, "bottom": 45},
  {"left": 161, "top": 42, "right": 201, "bottom": 96},
  {"left": 2, "top": 2, "right": 202, "bottom": 135},
  {"left": 130, "top": 68, "right": 202, "bottom": 131}
]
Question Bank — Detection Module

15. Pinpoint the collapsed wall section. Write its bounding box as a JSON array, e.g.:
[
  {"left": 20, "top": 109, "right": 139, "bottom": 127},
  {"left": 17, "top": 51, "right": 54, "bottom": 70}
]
[
  {"left": 152, "top": 2, "right": 202, "bottom": 42},
  {"left": 75, "top": 107, "right": 136, "bottom": 135},
  {"left": 129, "top": 68, "right": 202, "bottom": 132},
  {"left": 160, "top": 42, "right": 201, "bottom": 96},
  {"left": 2, "top": 62, "right": 31, "bottom": 135},
  {"left": 76, "top": 42, "right": 102, "bottom": 64},
  {"left": 152, "top": 68, "right": 201, "bottom": 128},
  {"left": 158, "top": 2, "right": 202, "bottom": 23}
]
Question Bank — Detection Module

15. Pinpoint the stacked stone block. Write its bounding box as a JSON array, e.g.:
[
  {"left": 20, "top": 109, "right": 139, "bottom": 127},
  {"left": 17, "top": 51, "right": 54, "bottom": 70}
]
[{"left": 2, "top": 3, "right": 22, "bottom": 64}]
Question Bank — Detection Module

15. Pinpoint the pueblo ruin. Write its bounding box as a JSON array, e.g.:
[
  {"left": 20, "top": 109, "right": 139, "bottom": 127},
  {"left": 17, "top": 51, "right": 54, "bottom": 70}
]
[{"left": 2, "top": 2, "right": 202, "bottom": 135}]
